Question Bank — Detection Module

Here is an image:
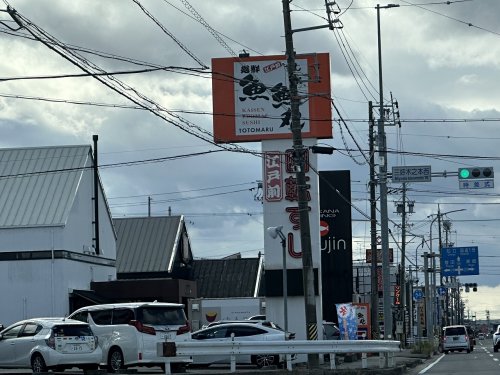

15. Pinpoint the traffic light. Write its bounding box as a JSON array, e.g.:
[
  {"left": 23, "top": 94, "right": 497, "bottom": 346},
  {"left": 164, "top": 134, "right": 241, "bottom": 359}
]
[
  {"left": 458, "top": 167, "right": 494, "bottom": 180},
  {"left": 463, "top": 283, "right": 478, "bottom": 292}
]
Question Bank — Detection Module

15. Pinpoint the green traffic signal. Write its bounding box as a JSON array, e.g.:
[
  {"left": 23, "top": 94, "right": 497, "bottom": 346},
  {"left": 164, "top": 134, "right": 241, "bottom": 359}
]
[{"left": 459, "top": 169, "right": 470, "bottom": 179}]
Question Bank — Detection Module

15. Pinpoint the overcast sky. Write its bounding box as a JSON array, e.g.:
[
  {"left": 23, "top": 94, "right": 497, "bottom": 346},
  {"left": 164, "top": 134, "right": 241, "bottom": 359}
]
[{"left": 1, "top": 0, "right": 500, "bottom": 319}]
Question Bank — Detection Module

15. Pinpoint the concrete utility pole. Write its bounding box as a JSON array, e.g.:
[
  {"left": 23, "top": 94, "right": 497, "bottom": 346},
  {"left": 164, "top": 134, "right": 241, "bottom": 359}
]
[
  {"left": 376, "top": 3, "right": 399, "bottom": 340},
  {"left": 369, "top": 101, "right": 379, "bottom": 339},
  {"left": 281, "top": 0, "right": 318, "bottom": 366}
]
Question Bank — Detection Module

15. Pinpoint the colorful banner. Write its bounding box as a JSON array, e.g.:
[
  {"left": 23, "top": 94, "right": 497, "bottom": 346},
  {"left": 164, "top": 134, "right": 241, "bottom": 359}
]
[{"left": 336, "top": 303, "right": 358, "bottom": 340}]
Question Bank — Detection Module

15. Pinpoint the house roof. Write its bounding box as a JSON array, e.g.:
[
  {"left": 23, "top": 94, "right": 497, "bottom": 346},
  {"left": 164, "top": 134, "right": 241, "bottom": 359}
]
[
  {"left": 191, "top": 257, "right": 264, "bottom": 298},
  {"left": 113, "top": 216, "right": 187, "bottom": 274},
  {"left": 0, "top": 145, "right": 92, "bottom": 228}
]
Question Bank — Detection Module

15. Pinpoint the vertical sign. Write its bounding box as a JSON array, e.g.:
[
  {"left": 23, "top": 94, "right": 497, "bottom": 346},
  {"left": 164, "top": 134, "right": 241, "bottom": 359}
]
[
  {"left": 319, "top": 170, "right": 353, "bottom": 323},
  {"left": 264, "top": 152, "right": 283, "bottom": 202}
]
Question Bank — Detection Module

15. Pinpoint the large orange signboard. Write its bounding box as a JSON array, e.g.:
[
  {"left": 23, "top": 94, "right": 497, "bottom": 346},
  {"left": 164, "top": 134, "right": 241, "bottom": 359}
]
[{"left": 212, "top": 53, "right": 332, "bottom": 143}]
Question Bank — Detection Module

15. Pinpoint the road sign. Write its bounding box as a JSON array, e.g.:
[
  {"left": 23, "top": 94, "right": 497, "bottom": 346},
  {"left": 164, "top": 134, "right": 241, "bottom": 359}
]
[
  {"left": 392, "top": 165, "right": 431, "bottom": 183},
  {"left": 437, "top": 286, "right": 447, "bottom": 297},
  {"left": 441, "top": 246, "right": 479, "bottom": 276},
  {"left": 459, "top": 179, "right": 494, "bottom": 189},
  {"left": 413, "top": 289, "right": 423, "bottom": 301}
]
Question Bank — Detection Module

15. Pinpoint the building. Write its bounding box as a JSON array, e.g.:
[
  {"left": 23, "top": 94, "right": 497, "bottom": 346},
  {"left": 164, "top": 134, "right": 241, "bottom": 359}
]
[{"left": 0, "top": 144, "right": 116, "bottom": 326}]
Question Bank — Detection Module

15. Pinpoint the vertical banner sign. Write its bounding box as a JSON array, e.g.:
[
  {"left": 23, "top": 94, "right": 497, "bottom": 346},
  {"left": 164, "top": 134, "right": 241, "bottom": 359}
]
[
  {"left": 394, "top": 285, "right": 401, "bottom": 306},
  {"left": 354, "top": 303, "right": 371, "bottom": 339},
  {"left": 336, "top": 303, "right": 358, "bottom": 340},
  {"left": 320, "top": 170, "right": 353, "bottom": 324}
]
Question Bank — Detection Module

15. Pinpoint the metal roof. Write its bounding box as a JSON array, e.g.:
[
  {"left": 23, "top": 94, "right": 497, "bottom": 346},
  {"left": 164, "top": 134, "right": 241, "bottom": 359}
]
[
  {"left": 191, "top": 257, "right": 263, "bottom": 298},
  {"left": 113, "top": 216, "right": 182, "bottom": 274},
  {"left": 0, "top": 145, "right": 91, "bottom": 228}
]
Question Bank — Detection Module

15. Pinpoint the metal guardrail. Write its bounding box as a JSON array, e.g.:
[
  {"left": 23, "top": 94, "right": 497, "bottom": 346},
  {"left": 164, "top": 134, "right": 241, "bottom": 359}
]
[{"left": 158, "top": 339, "right": 401, "bottom": 374}]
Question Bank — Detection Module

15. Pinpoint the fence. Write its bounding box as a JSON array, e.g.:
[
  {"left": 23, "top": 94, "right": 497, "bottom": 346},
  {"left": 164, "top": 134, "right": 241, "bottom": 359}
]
[{"left": 158, "top": 339, "right": 401, "bottom": 374}]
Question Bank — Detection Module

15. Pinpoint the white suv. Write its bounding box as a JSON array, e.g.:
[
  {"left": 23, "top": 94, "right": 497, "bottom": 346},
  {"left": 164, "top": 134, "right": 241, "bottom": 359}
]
[
  {"left": 68, "top": 302, "right": 190, "bottom": 372},
  {"left": 493, "top": 325, "right": 500, "bottom": 352},
  {"left": 0, "top": 318, "right": 101, "bottom": 372}
]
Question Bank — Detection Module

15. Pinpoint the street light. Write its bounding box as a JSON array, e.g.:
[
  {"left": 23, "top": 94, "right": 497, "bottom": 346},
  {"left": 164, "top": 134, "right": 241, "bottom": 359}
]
[
  {"left": 427, "top": 207, "right": 466, "bottom": 336},
  {"left": 267, "top": 225, "right": 288, "bottom": 338},
  {"left": 376, "top": 2, "right": 399, "bottom": 341}
]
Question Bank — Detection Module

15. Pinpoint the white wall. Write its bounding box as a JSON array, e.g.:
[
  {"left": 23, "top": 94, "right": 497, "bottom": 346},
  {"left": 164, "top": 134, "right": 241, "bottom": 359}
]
[{"left": 0, "top": 257, "right": 115, "bottom": 326}]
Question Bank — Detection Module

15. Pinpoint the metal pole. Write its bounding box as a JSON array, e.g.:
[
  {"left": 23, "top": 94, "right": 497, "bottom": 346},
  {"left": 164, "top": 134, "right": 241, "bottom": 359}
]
[
  {"left": 281, "top": 236, "right": 288, "bottom": 338},
  {"left": 424, "top": 252, "right": 432, "bottom": 340},
  {"left": 282, "top": 0, "right": 319, "bottom": 366}
]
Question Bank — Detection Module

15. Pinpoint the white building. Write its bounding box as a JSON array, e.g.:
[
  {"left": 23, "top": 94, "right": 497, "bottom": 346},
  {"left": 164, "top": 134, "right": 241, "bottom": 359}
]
[{"left": 0, "top": 144, "right": 116, "bottom": 325}]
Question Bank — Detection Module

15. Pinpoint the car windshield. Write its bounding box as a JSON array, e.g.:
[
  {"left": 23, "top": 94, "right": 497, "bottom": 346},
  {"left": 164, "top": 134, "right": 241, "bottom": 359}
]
[
  {"left": 138, "top": 306, "right": 186, "bottom": 325},
  {"left": 53, "top": 325, "right": 93, "bottom": 337}
]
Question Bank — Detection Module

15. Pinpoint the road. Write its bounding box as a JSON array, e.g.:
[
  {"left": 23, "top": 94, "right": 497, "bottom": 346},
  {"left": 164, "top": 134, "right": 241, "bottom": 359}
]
[{"left": 409, "top": 340, "right": 500, "bottom": 375}]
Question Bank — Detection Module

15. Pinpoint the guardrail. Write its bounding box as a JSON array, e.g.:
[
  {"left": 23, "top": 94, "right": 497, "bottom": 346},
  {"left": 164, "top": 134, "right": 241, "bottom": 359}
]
[{"left": 158, "top": 339, "right": 401, "bottom": 374}]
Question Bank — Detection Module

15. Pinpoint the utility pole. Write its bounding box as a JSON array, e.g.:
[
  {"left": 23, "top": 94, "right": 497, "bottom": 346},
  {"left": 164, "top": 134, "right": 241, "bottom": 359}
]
[
  {"left": 376, "top": 3, "right": 399, "bottom": 340},
  {"left": 400, "top": 183, "right": 407, "bottom": 345},
  {"left": 282, "top": 0, "right": 318, "bottom": 366},
  {"left": 369, "top": 101, "right": 379, "bottom": 339}
]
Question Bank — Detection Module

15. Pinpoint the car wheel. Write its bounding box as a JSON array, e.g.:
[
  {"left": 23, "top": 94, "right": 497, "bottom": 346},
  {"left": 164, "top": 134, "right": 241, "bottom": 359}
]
[
  {"left": 252, "top": 354, "right": 279, "bottom": 368},
  {"left": 495, "top": 346, "right": 499, "bottom": 352},
  {"left": 107, "top": 347, "right": 125, "bottom": 373},
  {"left": 444, "top": 350, "right": 449, "bottom": 354},
  {"left": 31, "top": 353, "right": 48, "bottom": 373},
  {"left": 467, "top": 348, "right": 471, "bottom": 353}
]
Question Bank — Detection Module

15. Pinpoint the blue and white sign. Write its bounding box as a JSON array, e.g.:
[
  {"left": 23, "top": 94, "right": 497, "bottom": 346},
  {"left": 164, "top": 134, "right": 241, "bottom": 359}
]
[
  {"left": 441, "top": 246, "right": 479, "bottom": 276},
  {"left": 413, "top": 289, "right": 423, "bottom": 301},
  {"left": 437, "top": 286, "right": 447, "bottom": 297}
]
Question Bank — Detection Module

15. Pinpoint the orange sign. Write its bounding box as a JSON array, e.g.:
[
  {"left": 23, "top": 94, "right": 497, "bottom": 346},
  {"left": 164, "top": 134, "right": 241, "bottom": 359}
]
[{"left": 212, "top": 53, "right": 333, "bottom": 143}]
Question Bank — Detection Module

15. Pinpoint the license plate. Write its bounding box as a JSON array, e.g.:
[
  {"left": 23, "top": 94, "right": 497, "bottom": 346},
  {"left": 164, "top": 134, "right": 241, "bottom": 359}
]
[
  {"left": 453, "top": 337, "right": 458, "bottom": 341},
  {"left": 69, "top": 344, "right": 83, "bottom": 352},
  {"left": 160, "top": 332, "right": 175, "bottom": 340}
]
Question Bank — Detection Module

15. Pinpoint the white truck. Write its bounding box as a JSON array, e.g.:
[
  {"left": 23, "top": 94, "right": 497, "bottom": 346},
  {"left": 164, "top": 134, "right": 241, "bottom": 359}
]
[{"left": 188, "top": 297, "right": 265, "bottom": 331}]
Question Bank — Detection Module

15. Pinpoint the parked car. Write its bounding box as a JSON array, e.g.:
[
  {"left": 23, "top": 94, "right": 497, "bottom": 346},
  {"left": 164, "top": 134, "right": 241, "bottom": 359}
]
[
  {"left": 323, "top": 321, "right": 340, "bottom": 340},
  {"left": 0, "top": 317, "right": 101, "bottom": 373},
  {"left": 68, "top": 301, "right": 190, "bottom": 372},
  {"left": 207, "top": 320, "right": 286, "bottom": 331},
  {"left": 493, "top": 325, "right": 500, "bottom": 352},
  {"left": 478, "top": 332, "right": 485, "bottom": 340},
  {"left": 442, "top": 325, "right": 471, "bottom": 354},
  {"left": 246, "top": 315, "right": 266, "bottom": 321},
  {"left": 188, "top": 322, "right": 294, "bottom": 368}
]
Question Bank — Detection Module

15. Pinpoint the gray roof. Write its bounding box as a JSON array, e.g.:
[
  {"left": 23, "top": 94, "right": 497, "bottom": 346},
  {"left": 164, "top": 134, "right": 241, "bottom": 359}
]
[
  {"left": 191, "top": 257, "right": 263, "bottom": 298},
  {"left": 0, "top": 145, "right": 91, "bottom": 228},
  {"left": 113, "top": 216, "right": 183, "bottom": 274}
]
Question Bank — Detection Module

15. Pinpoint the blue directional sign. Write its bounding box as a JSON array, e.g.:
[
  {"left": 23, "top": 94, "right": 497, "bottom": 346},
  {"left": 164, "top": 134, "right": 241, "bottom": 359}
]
[
  {"left": 413, "top": 289, "right": 423, "bottom": 301},
  {"left": 441, "top": 246, "right": 479, "bottom": 277}
]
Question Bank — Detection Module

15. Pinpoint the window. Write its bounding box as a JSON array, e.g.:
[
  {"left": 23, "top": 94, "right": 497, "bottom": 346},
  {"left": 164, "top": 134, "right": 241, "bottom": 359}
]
[
  {"left": 112, "top": 309, "right": 135, "bottom": 324},
  {"left": 90, "top": 310, "right": 112, "bottom": 325},
  {"left": 445, "top": 326, "right": 466, "bottom": 336},
  {"left": 53, "top": 325, "right": 93, "bottom": 337},
  {"left": 70, "top": 311, "right": 89, "bottom": 323},
  {"left": 1, "top": 324, "right": 23, "bottom": 339},
  {"left": 19, "top": 323, "right": 41, "bottom": 337},
  {"left": 229, "top": 326, "right": 265, "bottom": 337},
  {"left": 138, "top": 307, "right": 186, "bottom": 325}
]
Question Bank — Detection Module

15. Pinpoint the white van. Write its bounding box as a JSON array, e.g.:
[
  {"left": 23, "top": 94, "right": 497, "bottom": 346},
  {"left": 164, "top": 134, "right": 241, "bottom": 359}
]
[
  {"left": 68, "top": 302, "right": 190, "bottom": 372},
  {"left": 442, "top": 325, "right": 471, "bottom": 354}
]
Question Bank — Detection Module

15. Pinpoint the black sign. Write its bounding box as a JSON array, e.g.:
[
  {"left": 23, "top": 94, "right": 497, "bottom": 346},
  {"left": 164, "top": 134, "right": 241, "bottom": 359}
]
[{"left": 319, "top": 170, "right": 353, "bottom": 323}]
